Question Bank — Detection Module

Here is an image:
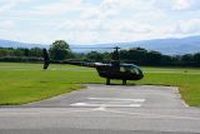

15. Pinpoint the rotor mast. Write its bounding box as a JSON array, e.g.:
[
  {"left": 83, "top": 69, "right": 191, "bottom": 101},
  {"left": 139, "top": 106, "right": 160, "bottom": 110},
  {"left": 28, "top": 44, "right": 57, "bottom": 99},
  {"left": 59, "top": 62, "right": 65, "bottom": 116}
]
[{"left": 112, "top": 46, "right": 120, "bottom": 61}]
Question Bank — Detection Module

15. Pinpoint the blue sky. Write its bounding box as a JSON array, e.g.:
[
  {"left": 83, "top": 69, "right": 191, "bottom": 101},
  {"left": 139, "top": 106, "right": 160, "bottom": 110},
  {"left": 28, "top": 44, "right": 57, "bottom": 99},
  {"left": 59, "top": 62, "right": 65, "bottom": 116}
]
[{"left": 0, "top": 0, "right": 200, "bottom": 45}]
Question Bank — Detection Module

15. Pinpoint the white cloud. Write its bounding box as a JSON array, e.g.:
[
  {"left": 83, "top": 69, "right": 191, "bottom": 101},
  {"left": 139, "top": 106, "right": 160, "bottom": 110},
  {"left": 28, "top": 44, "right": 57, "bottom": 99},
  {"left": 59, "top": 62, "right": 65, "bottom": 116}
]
[
  {"left": 153, "top": 18, "right": 200, "bottom": 36},
  {"left": 0, "top": 0, "right": 200, "bottom": 44},
  {"left": 31, "top": 0, "right": 83, "bottom": 16},
  {"left": 154, "top": 0, "right": 200, "bottom": 11},
  {"left": 0, "top": 0, "right": 30, "bottom": 14},
  {"left": 0, "top": 20, "right": 15, "bottom": 30},
  {"left": 179, "top": 18, "right": 200, "bottom": 33},
  {"left": 52, "top": 0, "right": 169, "bottom": 43},
  {"left": 173, "top": 0, "right": 191, "bottom": 10}
]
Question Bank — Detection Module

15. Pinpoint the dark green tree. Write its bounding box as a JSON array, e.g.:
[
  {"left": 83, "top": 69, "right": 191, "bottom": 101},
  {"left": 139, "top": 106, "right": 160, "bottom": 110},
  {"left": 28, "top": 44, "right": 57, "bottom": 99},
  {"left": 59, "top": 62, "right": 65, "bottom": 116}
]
[
  {"left": 181, "top": 54, "right": 194, "bottom": 66},
  {"left": 146, "top": 51, "right": 162, "bottom": 66},
  {"left": 0, "top": 48, "right": 9, "bottom": 57},
  {"left": 24, "top": 48, "right": 30, "bottom": 57},
  {"left": 102, "top": 52, "right": 112, "bottom": 61},
  {"left": 120, "top": 48, "right": 147, "bottom": 65},
  {"left": 13, "top": 48, "right": 24, "bottom": 56},
  {"left": 29, "top": 47, "right": 43, "bottom": 57},
  {"left": 49, "top": 40, "right": 71, "bottom": 60},
  {"left": 193, "top": 53, "right": 200, "bottom": 67},
  {"left": 160, "top": 55, "right": 173, "bottom": 66},
  {"left": 86, "top": 51, "right": 104, "bottom": 62}
]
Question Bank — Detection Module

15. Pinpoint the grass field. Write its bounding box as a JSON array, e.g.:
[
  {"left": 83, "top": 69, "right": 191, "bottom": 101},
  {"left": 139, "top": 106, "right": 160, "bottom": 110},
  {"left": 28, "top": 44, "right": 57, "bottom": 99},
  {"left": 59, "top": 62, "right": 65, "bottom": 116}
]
[{"left": 0, "top": 62, "right": 200, "bottom": 107}]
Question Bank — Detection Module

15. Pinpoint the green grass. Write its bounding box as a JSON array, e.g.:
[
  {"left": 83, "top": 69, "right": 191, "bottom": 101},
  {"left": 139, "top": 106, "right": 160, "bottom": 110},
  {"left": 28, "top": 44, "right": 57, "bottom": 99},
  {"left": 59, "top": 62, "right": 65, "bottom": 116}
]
[
  {"left": 0, "top": 62, "right": 200, "bottom": 107},
  {"left": 0, "top": 63, "right": 103, "bottom": 105}
]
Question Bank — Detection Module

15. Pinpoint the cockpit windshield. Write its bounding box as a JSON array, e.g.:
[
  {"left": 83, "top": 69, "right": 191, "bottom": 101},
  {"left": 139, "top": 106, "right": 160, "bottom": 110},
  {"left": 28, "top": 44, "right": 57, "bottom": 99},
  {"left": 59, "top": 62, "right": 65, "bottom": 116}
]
[{"left": 120, "top": 65, "right": 140, "bottom": 74}]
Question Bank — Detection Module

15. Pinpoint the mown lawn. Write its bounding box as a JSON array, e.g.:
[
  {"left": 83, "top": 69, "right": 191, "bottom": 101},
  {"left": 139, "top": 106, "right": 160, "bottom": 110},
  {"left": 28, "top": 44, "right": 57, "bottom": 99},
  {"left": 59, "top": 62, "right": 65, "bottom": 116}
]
[
  {"left": 0, "top": 63, "right": 103, "bottom": 105},
  {"left": 0, "top": 62, "right": 200, "bottom": 106}
]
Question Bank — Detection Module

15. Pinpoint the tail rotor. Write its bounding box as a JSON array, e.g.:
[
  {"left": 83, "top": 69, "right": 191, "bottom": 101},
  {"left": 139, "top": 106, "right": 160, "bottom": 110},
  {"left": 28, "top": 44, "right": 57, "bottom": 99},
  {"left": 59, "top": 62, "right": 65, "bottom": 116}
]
[{"left": 43, "top": 48, "right": 50, "bottom": 70}]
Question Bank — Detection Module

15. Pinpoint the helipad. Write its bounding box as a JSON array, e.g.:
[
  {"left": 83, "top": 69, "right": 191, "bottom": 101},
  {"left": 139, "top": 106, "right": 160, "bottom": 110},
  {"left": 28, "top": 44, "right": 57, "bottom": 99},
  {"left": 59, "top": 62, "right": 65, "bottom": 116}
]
[{"left": 0, "top": 85, "right": 200, "bottom": 134}]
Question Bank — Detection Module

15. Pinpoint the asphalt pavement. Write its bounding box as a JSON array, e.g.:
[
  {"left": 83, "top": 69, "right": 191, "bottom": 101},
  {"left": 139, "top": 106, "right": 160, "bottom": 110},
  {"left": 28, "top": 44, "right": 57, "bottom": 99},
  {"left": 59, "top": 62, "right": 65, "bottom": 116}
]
[{"left": 0, "top": 84, "right": 200, "bottom": 134}]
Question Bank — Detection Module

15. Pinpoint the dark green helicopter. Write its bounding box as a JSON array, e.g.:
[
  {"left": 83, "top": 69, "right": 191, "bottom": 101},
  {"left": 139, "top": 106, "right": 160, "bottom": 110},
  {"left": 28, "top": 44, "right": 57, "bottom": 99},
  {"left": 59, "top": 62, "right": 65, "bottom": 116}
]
[{"left": 43, "top": 47, "right": 144, "bottom": 85}]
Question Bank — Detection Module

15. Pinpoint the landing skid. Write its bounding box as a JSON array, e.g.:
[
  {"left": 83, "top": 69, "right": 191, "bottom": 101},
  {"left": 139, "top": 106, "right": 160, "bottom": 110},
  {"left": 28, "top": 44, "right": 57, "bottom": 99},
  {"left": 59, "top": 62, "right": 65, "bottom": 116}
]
[{"left": 106, "top": 78, "right": 127, "bottom": 85}]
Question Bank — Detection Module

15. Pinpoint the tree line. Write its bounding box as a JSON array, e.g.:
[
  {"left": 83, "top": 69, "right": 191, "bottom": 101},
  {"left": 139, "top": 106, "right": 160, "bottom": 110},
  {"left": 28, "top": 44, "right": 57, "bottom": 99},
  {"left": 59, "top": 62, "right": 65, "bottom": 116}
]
[{"left": 0, "top": 40, "right": 200, "bottom": 67}]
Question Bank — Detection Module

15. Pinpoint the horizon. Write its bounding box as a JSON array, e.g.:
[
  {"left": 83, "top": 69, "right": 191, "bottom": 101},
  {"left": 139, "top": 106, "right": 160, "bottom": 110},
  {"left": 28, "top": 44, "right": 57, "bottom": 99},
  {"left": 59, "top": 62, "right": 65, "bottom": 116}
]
[
  {"left": 0, "top": 0, "right": 200, "bottom": 45},
  {"left": 1, "top": 34, "right": 200, "bottom": 46}
]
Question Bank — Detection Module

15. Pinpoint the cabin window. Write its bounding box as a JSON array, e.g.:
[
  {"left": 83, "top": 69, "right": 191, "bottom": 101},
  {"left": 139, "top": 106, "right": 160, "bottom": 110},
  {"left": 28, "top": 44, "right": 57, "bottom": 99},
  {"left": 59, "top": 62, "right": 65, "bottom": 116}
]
[
  {"left": 130, "top": 68, "right": 136, "bottom": 73},
  {"left": 120, "top": 67, "right": 130, "bottom": 72},
  {"left": 130, "top": 67, "right": 139, "bottom": 74},
  {"left": 120, "top": 67, "right": 126, "bottom": 72}
]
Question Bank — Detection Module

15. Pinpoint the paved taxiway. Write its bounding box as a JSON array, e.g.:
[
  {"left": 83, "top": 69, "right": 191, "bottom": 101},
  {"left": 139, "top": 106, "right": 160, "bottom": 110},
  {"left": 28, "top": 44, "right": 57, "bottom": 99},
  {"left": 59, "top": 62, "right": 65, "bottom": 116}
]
[{"left": 0, "top": 85, "right": 200, "bottom": 134}]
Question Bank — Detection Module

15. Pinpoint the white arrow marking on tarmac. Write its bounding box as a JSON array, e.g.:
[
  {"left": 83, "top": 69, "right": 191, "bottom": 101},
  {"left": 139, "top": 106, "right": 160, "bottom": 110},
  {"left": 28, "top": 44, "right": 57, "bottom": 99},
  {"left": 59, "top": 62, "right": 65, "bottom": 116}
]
[
  {"left": 70, "top": 103, "right": 142, "bottom": 107},
  {"left": 88, "top": 97, "right": 146, "bottom": 102}
]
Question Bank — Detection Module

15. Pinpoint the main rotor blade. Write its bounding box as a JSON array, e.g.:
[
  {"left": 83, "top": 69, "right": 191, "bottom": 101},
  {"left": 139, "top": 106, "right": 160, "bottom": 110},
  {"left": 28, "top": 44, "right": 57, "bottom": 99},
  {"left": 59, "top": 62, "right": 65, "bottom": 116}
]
[{"left": 71, "top": 47, "right": 115, "bottom": 49}]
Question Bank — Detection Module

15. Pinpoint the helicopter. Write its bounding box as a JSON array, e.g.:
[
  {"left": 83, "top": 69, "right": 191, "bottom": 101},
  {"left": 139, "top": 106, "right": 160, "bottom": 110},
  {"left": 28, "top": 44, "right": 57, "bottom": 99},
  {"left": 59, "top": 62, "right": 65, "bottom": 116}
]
[{"left": 42, "top": 46, "right": 144, "bottom": 85}]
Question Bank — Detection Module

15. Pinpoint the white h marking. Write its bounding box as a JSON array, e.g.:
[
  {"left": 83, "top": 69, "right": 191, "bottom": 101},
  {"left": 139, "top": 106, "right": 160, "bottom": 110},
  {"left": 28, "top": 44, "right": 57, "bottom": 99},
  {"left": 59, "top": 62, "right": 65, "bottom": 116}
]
[{"left": 70, "top": 97, "right": 145, "bottom": 108}]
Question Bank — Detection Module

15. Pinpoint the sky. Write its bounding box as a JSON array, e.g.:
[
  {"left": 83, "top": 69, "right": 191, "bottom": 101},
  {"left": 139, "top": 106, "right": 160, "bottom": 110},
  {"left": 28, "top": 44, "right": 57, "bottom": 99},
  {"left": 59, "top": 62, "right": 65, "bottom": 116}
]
[{"left": 0, "top": 0, "right": 200, "bottom": 45}]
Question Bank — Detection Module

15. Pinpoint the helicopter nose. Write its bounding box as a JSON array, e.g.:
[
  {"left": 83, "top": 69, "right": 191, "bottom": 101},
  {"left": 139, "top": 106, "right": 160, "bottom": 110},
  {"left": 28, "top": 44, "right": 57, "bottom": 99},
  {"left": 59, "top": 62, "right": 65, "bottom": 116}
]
[
  {"left": 138, "top": 70, "right": 144, "bottom": 80},
  {"left": 140, "top": 73, "right": 144, "bottom": 79}
]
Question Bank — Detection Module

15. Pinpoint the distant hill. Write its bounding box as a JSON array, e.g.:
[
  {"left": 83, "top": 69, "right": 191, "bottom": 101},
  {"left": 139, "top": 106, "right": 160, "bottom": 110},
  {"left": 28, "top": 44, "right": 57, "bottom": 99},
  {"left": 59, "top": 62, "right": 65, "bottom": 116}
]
[
  {"left": 123, "top": 35, "right": 200, "bottom": 55},
  {"left": 1, "top": 35, "right": 200, "bottom": 55},
  {"left": 71, "top": 35, "right": 200, "bottom": 55},
  {"left": 0, "top": 39, "right": 47, "bottom": 49}
]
